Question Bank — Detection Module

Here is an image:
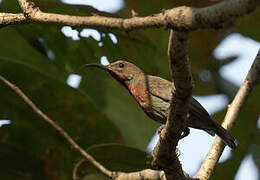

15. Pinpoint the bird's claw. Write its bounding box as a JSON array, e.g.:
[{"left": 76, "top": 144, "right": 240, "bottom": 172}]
[
  {"left": 157, "top": 124, "right": 166, "bottom": 134},
  {"left": 180, "top": 127, "right": 190, "bottom": 139}
]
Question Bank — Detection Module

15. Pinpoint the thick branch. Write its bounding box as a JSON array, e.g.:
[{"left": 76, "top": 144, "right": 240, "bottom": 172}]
[
  {"left": 152, "top": 30, "right": 192, "bottom": 180},
  {"left": 195, "top": 49, "right": 260, "bottom": 180},
  {"left": 0, "top": 0, "right": 256, "bottom": 30},
  {"left": 0, "top": 75, "right": 113, "bottom": 178}
]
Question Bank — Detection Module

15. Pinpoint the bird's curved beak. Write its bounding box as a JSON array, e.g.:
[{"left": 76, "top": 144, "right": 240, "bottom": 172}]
[{"left": 81, "top": 63, "right": 109, "bottom": 71}]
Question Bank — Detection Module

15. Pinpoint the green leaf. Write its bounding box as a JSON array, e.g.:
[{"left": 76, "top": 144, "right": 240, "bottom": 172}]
[
  {"left": 83, "top": 174, "right": 108, "bottom": 180},
  {"left": 0, "top": 27, "right": 64, "bottom": 81},
  {"left": 0, "top": 0, "right": 259, "bottom": 179},
  {"left": 251, "top": 137, "right": 260, "bottom": 175},
  {"left": 0, "top": 142, "right": 45, "bottom": 180},
  {"left": 237, "top": 8, "right": 260, "bottom": 41},
  {"left": 0, "top": 62, "right": 123, "bottom": 179}
]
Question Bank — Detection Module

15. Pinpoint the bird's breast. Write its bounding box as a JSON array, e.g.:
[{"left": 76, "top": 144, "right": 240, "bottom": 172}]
[
  {"left": 127, "top": 84, "right": 150, "bottom": 109},
  {"left": 127, "top": 83, "right": 170, "bottom": 123}
]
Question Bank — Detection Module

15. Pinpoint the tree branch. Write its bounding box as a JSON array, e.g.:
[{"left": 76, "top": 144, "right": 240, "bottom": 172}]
[
  {"left": 1, "top": 1, "right": 258, "bottom": 179},
  {"left": 195, "top": 49, "right": 260, "bottom": 180},
  {"left": 115, "top": 169, "right": 166, "bottom": 180},
  {"left": 0, "top": 13, "right": 27, "bottom": 27},
  {"left": 152, "top": 30, "right": 192, "bottom": 180},
  {"left": 0, "top": 0, "right": 256, "bottom": 30},
  {"left": 0, "top": 75, "right": 113, "bottom": 178}
]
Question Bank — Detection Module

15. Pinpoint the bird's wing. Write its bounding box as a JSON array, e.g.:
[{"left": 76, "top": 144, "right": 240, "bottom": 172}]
[
  {"left": 189, "top": 97, "right": 212, "bottom": 122},
  {"left": 188, "top": 98, "right": 216, "bottom": 136},
  {"left": 147, "top": 75, "right": 215, "bottom": 136},
  {"left": 146, "top": 75, "right": 173, "bottom": 102},
  {"left": 147, "top": 76, "right": 210, "bottom": 117}
]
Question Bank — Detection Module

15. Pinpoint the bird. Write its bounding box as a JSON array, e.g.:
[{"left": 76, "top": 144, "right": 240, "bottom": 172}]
[{"left": 83, "top": 60, "right": 236, "bottom": 149}]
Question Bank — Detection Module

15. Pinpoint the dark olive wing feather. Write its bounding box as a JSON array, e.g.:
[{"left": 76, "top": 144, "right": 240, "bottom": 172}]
[
  {"left": 188, "top": 98, "right": 216, "bottom": 136},
  {"left": 147, "top": 76, "right": 211, "bottom": 117},
  {"left": 146, "top": 75, "right": 173, "bottom": 102}
]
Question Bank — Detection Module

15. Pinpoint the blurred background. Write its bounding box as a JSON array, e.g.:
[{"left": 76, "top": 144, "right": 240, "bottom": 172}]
[{"left": 0, "top": 0, "right": 259, "bottom": 179}]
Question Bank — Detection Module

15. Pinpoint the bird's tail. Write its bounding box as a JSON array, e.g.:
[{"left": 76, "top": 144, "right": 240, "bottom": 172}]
[
  {"left": 214, "top": 125, "right": 236, "bottom": 149},
  {"left": 189, "top": 97, "right": 236, "bottom": 149}
]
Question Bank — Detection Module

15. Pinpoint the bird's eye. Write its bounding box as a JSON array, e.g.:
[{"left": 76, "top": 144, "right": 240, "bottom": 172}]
[{"left": 119, "top": 63, "right": 124, "bottom": 68}]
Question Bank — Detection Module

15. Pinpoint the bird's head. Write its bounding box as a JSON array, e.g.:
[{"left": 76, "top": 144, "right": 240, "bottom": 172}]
[{"left": 82, "top": 60, "right": 143, "bottom": 85}]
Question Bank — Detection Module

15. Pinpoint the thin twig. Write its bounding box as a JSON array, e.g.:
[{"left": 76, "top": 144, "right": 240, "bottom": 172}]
[
  {"left": 195, "top": 49, "right": 260, "bottom": 180},
  {"left": 0, "top": 0, "right": 256, "bottom": 30},
  {"left": 73, "top": 159, "right": 86, "bottom": 180},
  {"left": 0, "top": 75, "right": 113, "bottom": 178}
]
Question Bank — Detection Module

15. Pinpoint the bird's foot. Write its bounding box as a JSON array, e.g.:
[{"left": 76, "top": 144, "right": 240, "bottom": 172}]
[
  {"left": 157, "top": 124, "right": 166, "bottom": 134},
  {"left": 180, "top": 127, "right": 190, "bottom": 139},
  {"left": 157, "top": 125, "right": 189, "bottom": 139}
]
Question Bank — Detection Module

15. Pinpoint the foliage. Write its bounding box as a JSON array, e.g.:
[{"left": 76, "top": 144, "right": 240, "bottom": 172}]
[{"left": 0, "top": 0, "right": 259, "bottom": 179}]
